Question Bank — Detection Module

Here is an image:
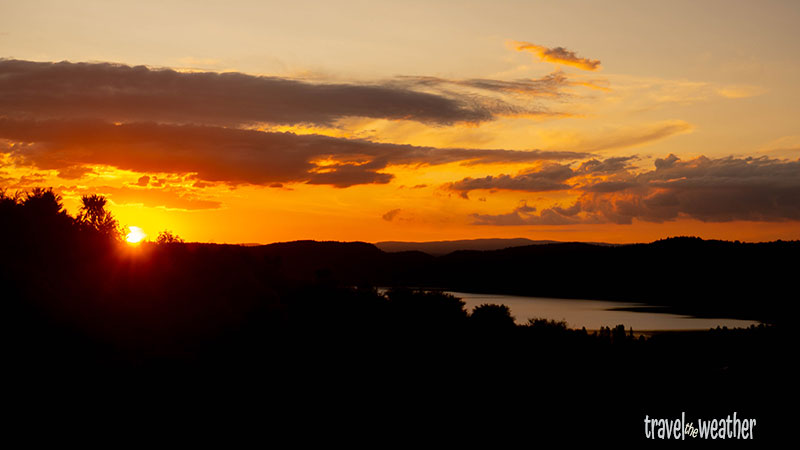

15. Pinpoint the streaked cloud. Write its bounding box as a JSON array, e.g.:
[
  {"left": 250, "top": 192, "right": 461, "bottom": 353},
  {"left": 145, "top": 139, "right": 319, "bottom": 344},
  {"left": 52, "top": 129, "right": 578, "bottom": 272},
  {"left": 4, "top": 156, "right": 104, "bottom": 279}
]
[
  {"left": 510, "top": 41, "right": 601, "bottom": 71},
  {"left": 70, "top": 185, "right": 223, "bottom": 210},
  {"left": 599, "top": 75, "right": 765, "bottom": 113},
  {"left": 446, "top": 163, "right": 575, "bottom": 198},
  {"left": 0, "top": 59, "right": 495, "bottom": 126},
  {"left": 757, "top": 135, "right": 800, "bottom": 159},
  {"left": 447, "top": 155, "right": 638, "bottom": 198},
  {"left": 536, "top": 121, "right": 693, "bottom": 153},
  {"left": 394, "top": 71, "right": 570, "bottom": 97},
  {"left": 716, "top": 85, "right": 767, "bottom": 99},
  {"left": 0, "top": 118, "right": 590, "bottom": 188},
  {"left": 0, "top": 59, "right": 608, "bottom": 130}
]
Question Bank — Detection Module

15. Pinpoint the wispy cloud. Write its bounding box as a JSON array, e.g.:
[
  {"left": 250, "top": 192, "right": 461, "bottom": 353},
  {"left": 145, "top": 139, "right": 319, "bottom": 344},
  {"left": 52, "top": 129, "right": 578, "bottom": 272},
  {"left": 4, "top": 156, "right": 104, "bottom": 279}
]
[
  {"left": 536, "top": 121, "right": 693, "bottom": 153},
  {"left": 597, "top": 75, "right": 765, "bottom": 114},
  {"left": 382, "top": 209, "right": 402, "bottom": 221},
  {"left": 757, "top": 135, "right": 800, "bottom": 159},
  {"left": 394, "top": 71, "right": 570, "bottom": 97},
  {"left": 509, "top": 41, "right": 601, "bottom": 71},
  {"left": 65, "top": 185, "right": 223, "bottom": 210}
]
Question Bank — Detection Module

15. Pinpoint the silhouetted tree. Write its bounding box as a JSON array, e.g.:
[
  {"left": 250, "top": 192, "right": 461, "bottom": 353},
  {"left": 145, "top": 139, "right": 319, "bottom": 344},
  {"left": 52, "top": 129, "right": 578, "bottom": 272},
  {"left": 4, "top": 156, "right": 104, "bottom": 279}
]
[
  {"left": 5, "top": 188, "right": 75, "bottom": 246},
  {"left": 156, "top": 230, "right": 184, "bottom": 244},
  {"left": 76, "top": 194, "right": 121, "bottom": 239},
  {"left": 611, "top": 324, "right": 627, "bottom": 343},
  {"left": 23, "top": 187, "right": 65, "bottom": 217},
  {"left": 527, "top": 317, "right": 568, "bottom": 332},
  {"left": 0, "top": 189, "right": 22, "bottom": 215},
  {"left": 385, "top": 288, "right": 468, "bottom": 329},
  {"left": 470, "top": 303, "right": 515, "bottom": 330}
]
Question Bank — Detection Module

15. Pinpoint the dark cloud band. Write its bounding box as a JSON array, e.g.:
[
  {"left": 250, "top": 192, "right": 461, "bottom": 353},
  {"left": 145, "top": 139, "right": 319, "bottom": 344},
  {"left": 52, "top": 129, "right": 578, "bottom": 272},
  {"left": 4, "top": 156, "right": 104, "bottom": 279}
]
[
  {"left": 0, "top": 118, "right": 589, "bottom": 188},
  {"left": 0, "top": 59, "right": 498, "bottom": 126},
  {"left": 470, "top": 155, "right": 800, "bottom": 224}
]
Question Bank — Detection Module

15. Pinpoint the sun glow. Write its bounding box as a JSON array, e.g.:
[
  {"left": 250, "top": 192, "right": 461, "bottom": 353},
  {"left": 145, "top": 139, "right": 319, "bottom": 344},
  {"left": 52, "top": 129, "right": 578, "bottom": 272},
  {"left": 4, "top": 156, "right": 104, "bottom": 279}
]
[{"left": 126, "top": 226, "right": 146, "bottom": 244}]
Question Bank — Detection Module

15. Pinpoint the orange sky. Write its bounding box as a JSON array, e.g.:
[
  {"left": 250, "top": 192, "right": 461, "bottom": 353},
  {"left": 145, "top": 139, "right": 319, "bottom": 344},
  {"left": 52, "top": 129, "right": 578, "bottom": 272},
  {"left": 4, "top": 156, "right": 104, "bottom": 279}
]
[{"left": 1, "top": 1, "right": 799, "bottom": 244}]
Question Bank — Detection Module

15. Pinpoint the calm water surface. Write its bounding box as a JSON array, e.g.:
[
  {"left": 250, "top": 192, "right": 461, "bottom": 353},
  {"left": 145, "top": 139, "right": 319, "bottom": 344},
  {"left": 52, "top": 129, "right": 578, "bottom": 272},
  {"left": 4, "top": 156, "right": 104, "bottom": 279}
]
[{"left": 447, "top": 291, "right": 760, "bottom": 331}]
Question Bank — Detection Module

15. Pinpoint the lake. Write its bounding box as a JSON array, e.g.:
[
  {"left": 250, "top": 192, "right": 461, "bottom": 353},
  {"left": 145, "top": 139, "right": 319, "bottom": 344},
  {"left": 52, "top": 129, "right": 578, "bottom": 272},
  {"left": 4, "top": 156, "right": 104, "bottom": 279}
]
[{"left": 446, "top": 291, "right": 760, "bottom": 331}]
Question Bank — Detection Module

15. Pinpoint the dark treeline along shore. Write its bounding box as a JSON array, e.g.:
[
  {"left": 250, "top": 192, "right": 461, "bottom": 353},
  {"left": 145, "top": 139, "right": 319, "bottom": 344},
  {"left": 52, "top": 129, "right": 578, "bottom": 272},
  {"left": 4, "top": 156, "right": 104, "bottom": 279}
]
[{"left": 2, "top": 188, "right": 792, "bottom": 440}]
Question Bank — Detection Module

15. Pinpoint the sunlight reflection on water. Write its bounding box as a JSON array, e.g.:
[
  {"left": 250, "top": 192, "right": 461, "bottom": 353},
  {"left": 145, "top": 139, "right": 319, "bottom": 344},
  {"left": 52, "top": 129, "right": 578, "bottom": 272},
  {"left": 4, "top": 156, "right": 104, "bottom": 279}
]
[{"left": 447, "top": 291, "right": 760, "bottom": 331}]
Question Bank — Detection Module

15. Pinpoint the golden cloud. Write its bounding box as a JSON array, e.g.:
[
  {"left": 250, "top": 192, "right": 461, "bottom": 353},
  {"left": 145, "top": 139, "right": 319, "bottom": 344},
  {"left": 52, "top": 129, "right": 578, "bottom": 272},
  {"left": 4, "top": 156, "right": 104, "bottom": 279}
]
[{"left": 510, "top": 41, "right": 601, "bottom": 71}]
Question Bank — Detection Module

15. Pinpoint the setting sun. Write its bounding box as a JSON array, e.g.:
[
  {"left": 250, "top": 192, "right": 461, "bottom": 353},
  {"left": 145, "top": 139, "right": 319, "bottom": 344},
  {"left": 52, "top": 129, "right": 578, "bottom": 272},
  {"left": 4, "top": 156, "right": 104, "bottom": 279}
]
[{"left": 125, "top": 226, "right": 146, "bottom": 244}]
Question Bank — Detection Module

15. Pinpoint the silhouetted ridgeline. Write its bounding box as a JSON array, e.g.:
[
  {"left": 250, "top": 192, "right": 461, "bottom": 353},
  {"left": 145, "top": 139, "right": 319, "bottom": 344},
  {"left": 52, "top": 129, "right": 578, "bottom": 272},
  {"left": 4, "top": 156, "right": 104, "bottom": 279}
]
[
  {"left": 251, "top": 237, "right": 795, "bottom": 323},
  {"left": 152, "top": 237, "right": 795, "bottom": 323},
  {"left": 1, "top": 189, "right": 790, "bottom": 440},
  {"left": 424, "top": 238, "right": 797, "bottom": 323},
  {"left": 374, "top": 237, "right": 558, "bottom": 255}
]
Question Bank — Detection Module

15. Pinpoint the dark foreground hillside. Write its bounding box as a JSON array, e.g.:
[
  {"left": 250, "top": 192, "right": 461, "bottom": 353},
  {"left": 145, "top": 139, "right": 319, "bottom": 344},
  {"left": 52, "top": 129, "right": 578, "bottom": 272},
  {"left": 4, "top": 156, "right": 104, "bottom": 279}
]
[{"left": 2, "top": 190, "right": 792, "bottom": 442}]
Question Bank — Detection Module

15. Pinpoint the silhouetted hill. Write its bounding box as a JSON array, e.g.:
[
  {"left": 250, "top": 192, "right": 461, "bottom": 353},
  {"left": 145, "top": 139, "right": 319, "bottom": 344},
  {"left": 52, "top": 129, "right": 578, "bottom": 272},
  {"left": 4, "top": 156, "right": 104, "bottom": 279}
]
[
  {"left": 398, "top": 237, "right": 796, "bottom": 323},
  {"left": 375, "top": 238, "right": 556, "bottom": 255},
  {"left": 220, "top": 237, "right": 796, "bottom": 323}
]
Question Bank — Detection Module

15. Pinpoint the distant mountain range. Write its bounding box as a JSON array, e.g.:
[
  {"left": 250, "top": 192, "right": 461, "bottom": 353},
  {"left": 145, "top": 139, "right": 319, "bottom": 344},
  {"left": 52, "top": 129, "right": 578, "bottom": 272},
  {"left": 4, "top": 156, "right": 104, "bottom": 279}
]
[{"left": 374, "top": 238, "right": 615, "bottom": 255}]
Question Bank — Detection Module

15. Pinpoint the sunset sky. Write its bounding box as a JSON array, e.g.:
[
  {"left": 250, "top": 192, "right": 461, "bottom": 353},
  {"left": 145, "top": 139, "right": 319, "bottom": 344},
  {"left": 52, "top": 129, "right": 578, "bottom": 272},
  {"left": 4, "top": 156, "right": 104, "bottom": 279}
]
[{"left": 1, "top": 0, "right": 799, "bottom": 244}]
